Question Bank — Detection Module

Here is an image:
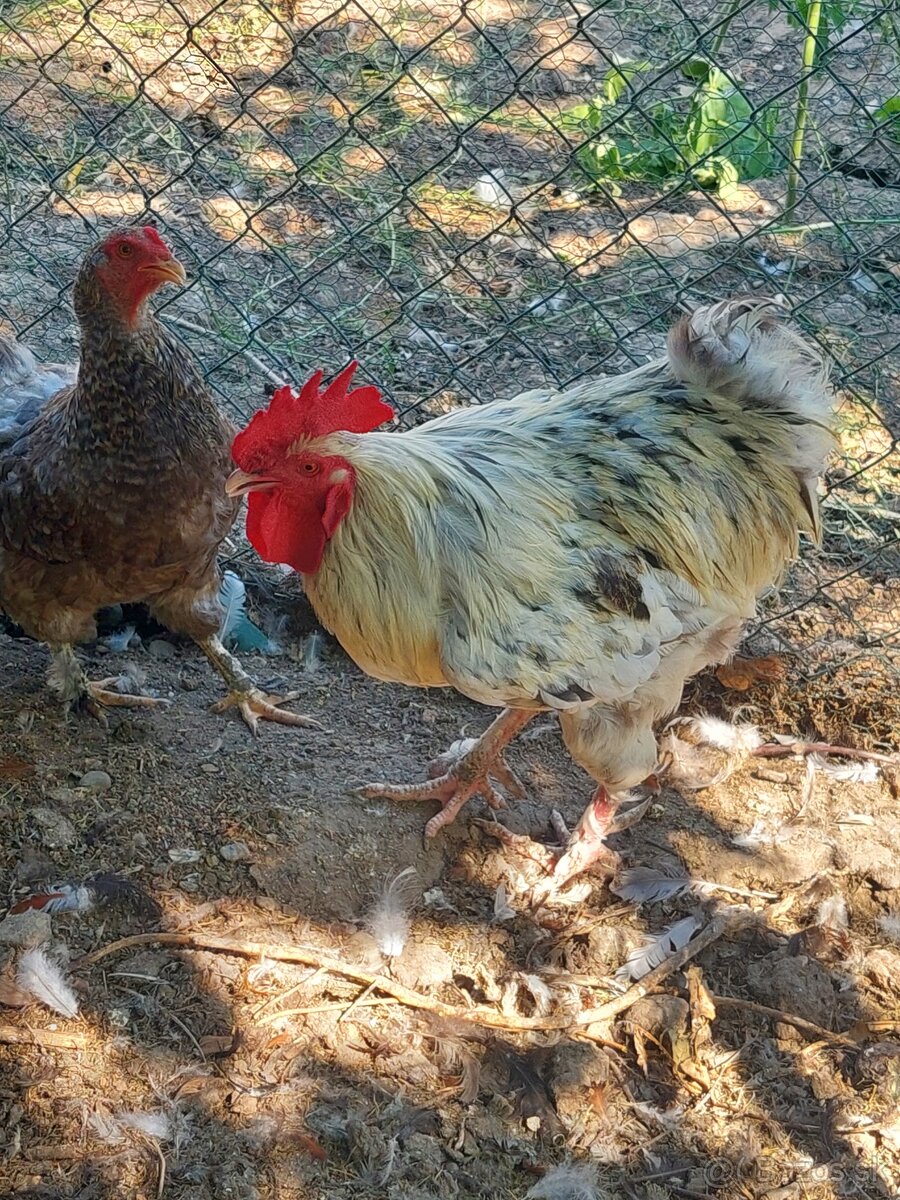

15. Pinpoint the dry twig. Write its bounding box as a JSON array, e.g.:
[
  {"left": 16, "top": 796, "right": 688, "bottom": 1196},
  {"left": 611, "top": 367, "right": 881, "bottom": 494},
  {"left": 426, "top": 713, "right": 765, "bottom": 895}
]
[
  {"left": 75, "top": 915, "right": 738, "bottom": 1036},
  {"left": 711, "top": 994, "right": 859, "bottom": 1048},
  {"left": 0, "top": 1024, "right": 90, "bottom": 1049}
]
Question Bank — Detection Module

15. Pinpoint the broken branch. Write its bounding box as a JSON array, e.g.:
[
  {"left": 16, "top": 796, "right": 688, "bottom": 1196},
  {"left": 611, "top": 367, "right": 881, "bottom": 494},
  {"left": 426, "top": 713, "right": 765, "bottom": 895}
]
[
  {"left": 75, "top": 914, "right": 737, "bottom": 1037},
  {"left": 0, "top": 1025, "right": 91, "bottom": 1049}
]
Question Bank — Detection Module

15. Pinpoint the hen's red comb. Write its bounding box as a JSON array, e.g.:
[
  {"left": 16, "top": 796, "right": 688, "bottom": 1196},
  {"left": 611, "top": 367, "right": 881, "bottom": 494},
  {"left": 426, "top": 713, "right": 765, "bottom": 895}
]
[
  {"left": 142, "top": 225, "right": 170, "bottom": 253},
  {"left": 232, "top": 361, "right": 394, "bottom": 464}
]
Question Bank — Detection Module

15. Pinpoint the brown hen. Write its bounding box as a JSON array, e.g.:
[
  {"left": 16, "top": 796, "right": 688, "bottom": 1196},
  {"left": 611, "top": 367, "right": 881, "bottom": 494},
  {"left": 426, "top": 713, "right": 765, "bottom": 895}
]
[{"left": 0, "top": 225, "right": 315, "bottom": 733}]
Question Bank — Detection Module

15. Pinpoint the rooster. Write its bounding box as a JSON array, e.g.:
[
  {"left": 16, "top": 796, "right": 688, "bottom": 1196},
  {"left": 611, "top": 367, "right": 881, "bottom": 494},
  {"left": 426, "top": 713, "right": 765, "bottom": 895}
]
[
  {"left": 0, "top": 225, "right": 316, "bottom": 733},
  {"left": 228, "top": 298, "right": 834, "bottom": 884}
]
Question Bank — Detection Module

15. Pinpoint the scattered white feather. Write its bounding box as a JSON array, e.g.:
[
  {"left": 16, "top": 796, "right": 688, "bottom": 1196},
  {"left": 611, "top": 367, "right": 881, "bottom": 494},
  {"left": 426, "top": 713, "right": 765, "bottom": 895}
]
[
  {"left": 104, "top": 624, "right": 137, "bottom": 652},
  {"left": 218, "top": 571, "right": 279, "bottom": 653},
  {"left": 878, "top": 914, "right": 900, "bottom": 943},
  {"left": 731, "top": 819, "right": 781, "bottom": 849},
  {"left": 493, "top": 882, "right": 517, "bottom": 922},
  {"left": 630, "top": 1101, "right": 685, "bottom": 1128},
  {"left": 302, "top": 630, "right": 324, "bottom": 675},
  {"left": 817, "top": 895, "right": 849, "bottom": 931},
  {"left": 658, "top": 727, "right": 736, "bottom": 790},
  {"left": 519, "top": 974, "right": 555, "bottom": 1016},
  {"left": 16, "top": 947, "right": 79, "bottom": 1018},
  {"left": 366, "top": 867, "right": 418, "bottom": 959},
  {"left": 407, "top": 326, "right": 459, "bottom": 355},
  {"left": 111, "top": 663, "right": 148, "bottom": 696},
  {"left": 809, "top": 754, "right": 880, "bottom": 784},
  {"left": 611, "top": 867, "right": 690, "bottom": 905},
  {"left": 616, "top": 916, "right": 700, "bottom": 982},
  {"left": 526, "top": 291, "right": 569, "bottom": 318},
  {"left": 117, "top": 1110, "right": 171, "bottom": 1141},
  {"left": 797, "top": 756, "right": 817, "bottom": 815},
  {"left": 89, "top": 1110, "right": 124, "bottom": 1144},
  {"left": 472, "top": 169, "right": 512, "bottom": 208},
  {"left": 525, "top": 1163, "right": 599, "bottom": 1200},
  {"left": 692, "top": 716, "right": 763, "bottom": 753}
]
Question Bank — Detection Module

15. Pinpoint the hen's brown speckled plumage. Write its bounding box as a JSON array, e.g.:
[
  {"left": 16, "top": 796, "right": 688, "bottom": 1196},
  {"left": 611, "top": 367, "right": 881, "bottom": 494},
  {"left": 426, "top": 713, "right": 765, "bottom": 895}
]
[{"left": 0, "top": 235, "right": 238, "bottom": 653}]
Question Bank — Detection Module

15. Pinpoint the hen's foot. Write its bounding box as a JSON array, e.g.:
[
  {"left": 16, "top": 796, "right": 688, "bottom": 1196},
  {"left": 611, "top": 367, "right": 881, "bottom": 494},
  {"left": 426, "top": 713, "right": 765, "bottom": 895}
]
[
  {"left": 199, "top": 635, "right": 323, "bottom": 736},
  {"left": 359, "top": 708, "right": 534, "bottom": 837},
  {"left": 78, "top": 678, "right": 168, "bottom": 723},
  {"left": 211, "top": 686, "right": 323, "bottom": 736},
  {"left": 50, "top": 645, "right": 167, "bottom": 725}
]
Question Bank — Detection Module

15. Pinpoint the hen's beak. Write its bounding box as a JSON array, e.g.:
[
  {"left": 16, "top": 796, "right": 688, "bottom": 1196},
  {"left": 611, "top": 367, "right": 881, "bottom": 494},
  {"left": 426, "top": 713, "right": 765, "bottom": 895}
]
[
  {"left": 225, "top": 468, "right": 280, "bottom": 498},
  {"left": 142, "top": 257, "right": 187, "bottom": 287}
]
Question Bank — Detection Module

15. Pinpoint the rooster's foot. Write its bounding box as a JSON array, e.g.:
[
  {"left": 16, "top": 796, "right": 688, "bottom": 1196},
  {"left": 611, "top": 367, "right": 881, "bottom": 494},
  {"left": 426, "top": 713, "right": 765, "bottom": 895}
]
[
  {"left": 211, "top": 686, "right": 323, "bottom": 736},
  {"left": 360, "top": 757, "right": 514, "bottom": 838},
  {"left": 359, "top": 709, "right": 534, "bottom": 837},
  {"left": 481, "top": 787, "right": 651, "bottom": 901}
]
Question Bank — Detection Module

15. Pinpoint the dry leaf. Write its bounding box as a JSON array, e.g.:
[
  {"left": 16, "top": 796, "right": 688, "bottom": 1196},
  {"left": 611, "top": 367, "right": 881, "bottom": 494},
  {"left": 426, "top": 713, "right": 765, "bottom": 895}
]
[
  {"left": 687, "top": 966, "right": 716, "bottom": 1022},
  {"left": 0, "top": 756, "right": 34, "bottom": 779},
  {"left": 199, "top": 1034, "right": 236, "bottom": 1056},
  {"left": 678, "top": 1055, "right": 711, "bottom": 1092},
  {"left": 0, "top": 976, "right": 31, "bottom": 1007},
  {"left": 715, "top": 655, "right": 786, "bottom": 691}
]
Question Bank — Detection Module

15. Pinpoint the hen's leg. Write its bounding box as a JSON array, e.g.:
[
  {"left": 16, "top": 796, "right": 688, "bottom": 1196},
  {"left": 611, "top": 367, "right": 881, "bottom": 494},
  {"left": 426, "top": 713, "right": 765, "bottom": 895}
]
[
  {"left": 198, "top": 635, "right": 323, "bottom": 736},
  {"left": 359, "top": 708, "right": 534, "bottom": 837},
  {"left": 48, "top": 644, "right": 166, "bottom": 723}
]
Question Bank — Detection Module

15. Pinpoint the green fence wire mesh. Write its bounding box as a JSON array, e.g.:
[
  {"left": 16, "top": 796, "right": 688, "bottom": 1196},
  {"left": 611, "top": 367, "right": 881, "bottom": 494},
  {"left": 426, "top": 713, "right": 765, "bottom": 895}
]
[{"left": 0, "top": 0, "right": 897, "bottom": 735}]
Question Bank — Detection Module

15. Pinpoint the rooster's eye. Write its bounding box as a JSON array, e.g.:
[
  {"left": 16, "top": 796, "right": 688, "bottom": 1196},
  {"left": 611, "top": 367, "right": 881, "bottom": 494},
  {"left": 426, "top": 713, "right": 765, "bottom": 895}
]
[
  {"left": 301, "top": 462, "right": 320, "bottom": 475},
  {"left": 117, "top": 243, "right": 133, "bottom": 257}
]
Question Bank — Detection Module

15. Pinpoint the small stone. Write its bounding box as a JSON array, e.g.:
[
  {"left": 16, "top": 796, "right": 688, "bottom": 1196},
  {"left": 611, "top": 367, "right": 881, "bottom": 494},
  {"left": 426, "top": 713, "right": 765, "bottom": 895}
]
[
  {"left": 148, "top": 639, "right": 176, "bottom": 661},
  {"left": 31, "top": 806, "right": 78, "bottom": 849},
  {"left": 200, "top": 763, "right": 219, "bottom": 775},
  {"left": 180, "top": 873, "right": 201, "bottom": 893},
  {"left": 47, "top": 787, "right": 79, "bottom": 806},
  {"left": 79, "top": 770, "right": 112, "bottom": 792},
  {"left": 0, "top": 910, "right": 52, "bottom": 947},
  {"left": 220, "top": 840, "right": 251, "bottom": 863}
]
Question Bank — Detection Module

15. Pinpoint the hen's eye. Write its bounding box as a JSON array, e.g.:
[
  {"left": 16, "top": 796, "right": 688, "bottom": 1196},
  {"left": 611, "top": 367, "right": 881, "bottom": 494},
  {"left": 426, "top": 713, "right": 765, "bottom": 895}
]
[
  {"left": 301, "top": 462, "right": 319, "bottom": 475},
  {"left": 117, "top": 242, "right": 133, "bottom": 257}
]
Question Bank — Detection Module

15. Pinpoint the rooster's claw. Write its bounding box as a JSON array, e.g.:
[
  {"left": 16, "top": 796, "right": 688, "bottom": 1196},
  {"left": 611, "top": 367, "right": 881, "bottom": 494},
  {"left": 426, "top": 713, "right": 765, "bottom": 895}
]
[{"left": 359, "top": 756, "right": 516, "bottom": 838}]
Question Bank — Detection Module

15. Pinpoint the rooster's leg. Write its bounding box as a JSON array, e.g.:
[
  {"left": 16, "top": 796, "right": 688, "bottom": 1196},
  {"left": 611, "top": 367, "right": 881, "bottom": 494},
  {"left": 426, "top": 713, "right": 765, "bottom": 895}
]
[
  {"left": 198, "top": 635, "right": 323, "bottom": 736},
  {"left": 542, "top": 786, "right": 624, "bottom": 891},
  {"left": 359, "top": 707, "right": 534, "bottom": 837},
  {"left": 482, "top": 786, "right": 652, "bottom": 901},
  {"left": 48, "top": 644, "right": 167, "bottom": 723}
]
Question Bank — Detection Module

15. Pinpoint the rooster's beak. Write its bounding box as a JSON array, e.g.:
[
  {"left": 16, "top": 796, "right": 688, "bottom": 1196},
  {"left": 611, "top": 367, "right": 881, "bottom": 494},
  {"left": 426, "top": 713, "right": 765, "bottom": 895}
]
[
  {"left": 225, "top": 468, "right": 279, "bottom": 498},
  {"left": 142, "top": 257, "right": 187, "bottom": 287}
]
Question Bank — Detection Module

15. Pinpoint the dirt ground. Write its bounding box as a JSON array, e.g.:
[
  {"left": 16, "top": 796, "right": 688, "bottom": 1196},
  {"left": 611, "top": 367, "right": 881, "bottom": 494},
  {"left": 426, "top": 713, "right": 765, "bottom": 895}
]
[{"left": 1, "top": 600, "right": 900, "bottom": 1200}]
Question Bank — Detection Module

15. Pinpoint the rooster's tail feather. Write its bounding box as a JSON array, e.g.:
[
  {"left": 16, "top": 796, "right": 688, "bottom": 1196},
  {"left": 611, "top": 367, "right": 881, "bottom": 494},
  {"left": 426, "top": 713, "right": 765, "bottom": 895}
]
[{"left": 666, "top": 296, "right": 835, "bottom": 543}]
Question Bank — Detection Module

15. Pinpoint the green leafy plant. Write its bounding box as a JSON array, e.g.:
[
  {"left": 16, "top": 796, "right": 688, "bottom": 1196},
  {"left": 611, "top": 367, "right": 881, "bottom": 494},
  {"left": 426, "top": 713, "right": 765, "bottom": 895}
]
[
  {"left": 875, "top": 96, "right": 900, "bottom": 141},
  {"left": 567, "top": 60, "right": 777, "bottom": 202}
]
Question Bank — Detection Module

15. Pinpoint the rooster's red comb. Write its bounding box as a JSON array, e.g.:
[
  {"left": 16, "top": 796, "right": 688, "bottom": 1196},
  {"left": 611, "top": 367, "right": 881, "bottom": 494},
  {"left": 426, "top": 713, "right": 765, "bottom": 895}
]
[{"left": 232, "top": 361, "right": 393, "bottom": 463}]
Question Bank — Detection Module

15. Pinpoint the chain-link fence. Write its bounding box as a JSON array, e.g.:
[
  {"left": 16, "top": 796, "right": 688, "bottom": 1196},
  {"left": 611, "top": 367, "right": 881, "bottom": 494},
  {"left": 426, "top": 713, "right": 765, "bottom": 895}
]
[{"left": 0, "top": 0, "right": 898, "bottom": 735}]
